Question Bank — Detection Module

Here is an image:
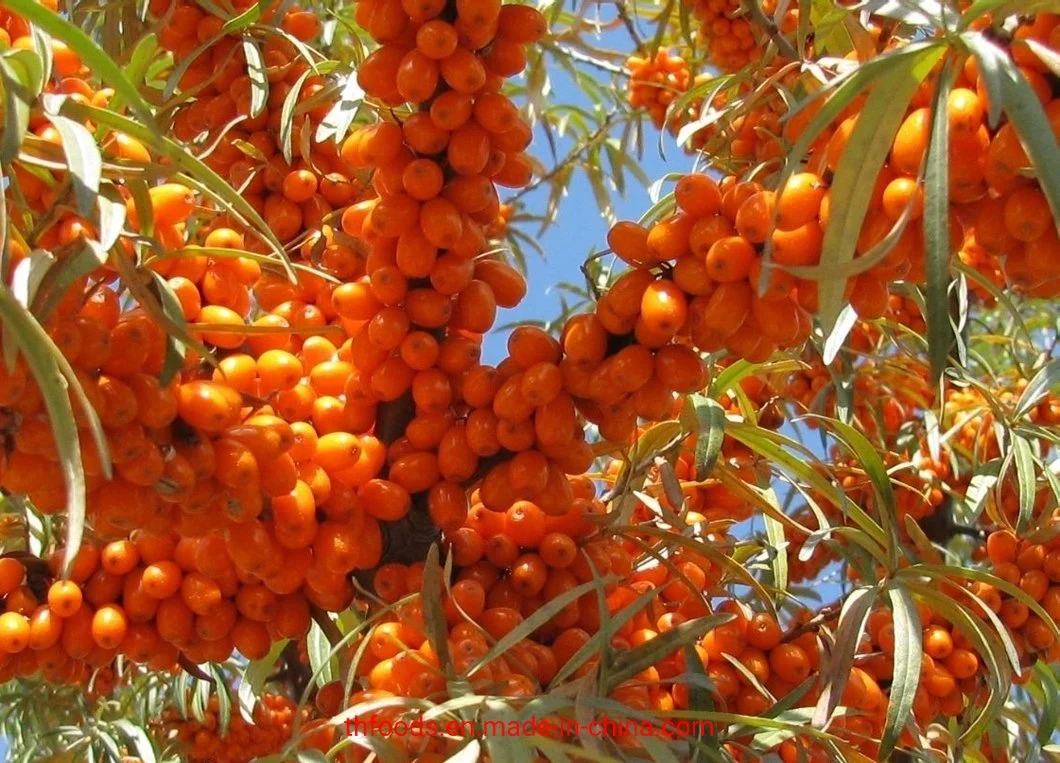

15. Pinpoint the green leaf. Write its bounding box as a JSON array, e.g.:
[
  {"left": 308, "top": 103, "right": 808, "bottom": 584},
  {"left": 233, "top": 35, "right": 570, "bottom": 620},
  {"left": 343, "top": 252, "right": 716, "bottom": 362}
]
[
  {"left": 964, "top": 32, "right": 1060, "bottom": 222},
  {"left": 101, "top": 32, "right": 159, "bottom": 119},
  {"left": 209, "top": 665, "right": 233, "bottom": 736},
  {"left": 0, "top": 48, "right": 44, "bottom": 164},
  {"left": 242, "top": 38, "right": 269, "bottom": 119},
  {"left": 96, "top": 189, "right": 127, "bottom": 252},
  {"left": 112, "top": 720, "right": 158, "bottom": 763},
  {"left": 912, "top": 583, "right": 1011, "bottom": 743},
  {"left": 922, "top": 67, "right": 953, "bottom": 385},
  {"left": 1036, "top": 662, "right": 1060, "bottom": 746},
  {"left": 812, "top": 587, "right": 875, "bottom": 728},
  {"left": 31, "top": 238, "right": 108, "bottom": 322},
  {"left": 960, "top": 0, "right": 1060, "bottom": 32},
  {"left": 144, "top": 271, "right": 192, "bottom": 386},
  {"left": 879, "top": 586, "right": 921, "bottom": 759},
  {"left": 10, "top": 249, "right": 55, "bottom": 309},
  {"left": 1, "top": 0, "right": 156, "bottom": 124},
  {"left": 223, "top": 1, "right": 263, "bottom": 32},
  {"left": 41, "top": 95, "right": 102, "bottom": 217},
  {"left": 603, "top": 613, "right": 733, "bottom": 692},
  {"left": 809, "top": 0, "right": 853, "bottom": 55},
  {"left": 238, "top": 639, "right": 288, "bottom": 723},
  {"left": 1012, "top": 435, "right": 1036, "bottom": 533},
  {"left": 815, "top": 45, "right": 945, "bottom": 330},
  {"left": 126, "top": 33, "right": 160, "bottom": 86},
  {"left": 471, "top": 578, "right": 617, "bottom": 679},
  {"left": 548, "top": 584, "right": 661, "bottom": 689},
  {"left": 280, "top": 69, "right": 313, "bottom": 166},
  {"left": 822, "top": 305, "right": 858, "bottom": 365},
  {"left": 764, "top": 510, "right": 788, "bottom": 594},
  {"left": 296, "top": 752, "right": 328, "bottom": 763},
  {"left": 1015, "top": 358, "right": 1060, "bottom": 419},
  {"left": 682, "top": 643, "right": 719, "bottom": 757},
  {"left": 307, "top": 618, "right": 337, "bottom": 687},
  {"left": 315, "top": 71, "right": 365, "bottom": 146},
  {"left": 421, "top": 544, "right": 453, "bottom": 676},
  {"left": 691, "top": 395, "right": 725, "bottom": 481},
  {"left": 709, "top": 358, "right": 802, "bottom": 398},
  {"left": 905, "top": 564, "right": 1060, "bottom": 643},
  {"left": 806, "top": 415, "right": 899, "bottom": 565}
]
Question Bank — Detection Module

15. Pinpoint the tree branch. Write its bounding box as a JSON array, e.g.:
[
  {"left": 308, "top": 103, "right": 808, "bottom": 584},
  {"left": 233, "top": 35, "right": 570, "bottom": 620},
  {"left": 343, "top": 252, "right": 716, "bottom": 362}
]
[
  {"left": 740, "top": 0, "right": 799, "bottom": 62},
  {"left": 613, "top": 0, "right": 645, "bottom": 52},
  {"left": 509, "top": 115, "right": 620, "bottom": 202},
  {"left": 781, "top": 602, "right": 842, "bottom": 643},
  {"left": 544, "top": 43, "right": 629, "bottom": 77}
]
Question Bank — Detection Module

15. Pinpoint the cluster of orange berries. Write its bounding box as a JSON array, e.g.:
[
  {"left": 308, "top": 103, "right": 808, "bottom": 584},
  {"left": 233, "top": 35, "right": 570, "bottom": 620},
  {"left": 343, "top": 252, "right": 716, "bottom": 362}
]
[
  {"left": 626, "top": 13, "right": 1059, "bottom": 321},
  {"left": 622, "top": 50, "right": 792, "bottom": 169},
  {"left": 625, "top": 49, "right": 693, "bottom": 130},
  {"left": 781, "top": 351, "right": 932, "bottom": 441},
  {"left": 680, "top": 0, "right": 796, "bottom": 72},
  {"left": 791, "top": 23, "right": 1060, "bottom": 304},
  {"left": 982, "top": 530, "right": 1060, "bottom": 667},
  {"left": 605, "top": 172, "right": 815, "bottom": 364},
  {"left": 0, "top": 0, "right": 548, "bottom": 716},
  {"left": 0, "top": 529, "right": 327, "bottom": 688},
  {"left": 159, "top": 692, "right": 305, "bottom": 763},
  {"left": 864, "top": 602, "right": 992, "bottom": 728}
]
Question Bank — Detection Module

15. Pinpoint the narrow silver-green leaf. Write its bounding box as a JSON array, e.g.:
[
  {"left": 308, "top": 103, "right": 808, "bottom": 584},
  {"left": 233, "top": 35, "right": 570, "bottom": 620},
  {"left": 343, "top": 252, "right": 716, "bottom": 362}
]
[
  {"left": 880, "top": 585, "right": 921, "bottom": 759},
  {"left": 31, "top": 239, "right": 108, "bottom": 322},
  {"left": 812, "top": 586, "right": 875, "bottom": 728},
  {"left": 280, "top": 69, "right": 313, "bottom": 166},
  {"left": 692, "top": 395, "right": 725, "bottom": 481},
  {"left": 1013, "top": 436, "right": 1036, "bottom": 534},
  {"left": 238, "top": 639, "right": 288, "bottom": 723},
  {"left": 806, "top": 415, "right": 898, "bottom": 564},
  {"left": 1015, "top": 359, "right": 1060, "bottom": 419},
  {"left": 1037, "top": 663, "right": 1060, "bottom": 746},
  {"left": 923, "top": 67, "right": 953, "bottom": 384},
  {"left": 63, "top": 101, "right": 295, "bottom": 278},
  {"left": 471, "top": 578, "right": 617, "bottom": 678},
  {"left": 223, "top": 1, "right": 263, "bottom": 32},
  {"left": 822, "top": 305, "right": 858, "bottom": 365},
  {"left": 112, "top": 720, "right": 158, "bottom": 763},
  {"left": 816, "top": 45, "right": 944, "bottom": 330},
  {"left": 422, "top": 544, "right": 453, "bottom": 675},
  {"left": 763, "top": 492, "right": 788, "bottom": 593},
  {"left": 42, "top": 96, "right": 102, "bottom": 217},
  {"left": 604, "top": 613, "right": 733, "bottom": 692},
  {"left": 242, "top": 37, "right": 269, "bottom": 119},
  {"left": 0, "top": 49, "right": 44, "bottom": 164},
  {"left": 315, "top": 70, "right": 365, "bottom": 146}
]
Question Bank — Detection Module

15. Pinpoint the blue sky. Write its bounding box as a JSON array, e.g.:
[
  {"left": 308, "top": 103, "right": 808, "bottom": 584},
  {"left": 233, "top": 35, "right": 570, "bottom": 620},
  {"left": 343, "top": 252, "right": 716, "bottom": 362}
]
[{"left": 481, "top": 31, "right": 674, "bottom": 361}]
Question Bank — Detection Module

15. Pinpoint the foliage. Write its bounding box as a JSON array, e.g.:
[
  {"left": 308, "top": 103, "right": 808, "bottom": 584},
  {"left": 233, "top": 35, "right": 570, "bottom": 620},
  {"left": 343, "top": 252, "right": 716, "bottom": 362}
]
[{"left": 0, "top": 0, "right": 1057, "bottom": 761}]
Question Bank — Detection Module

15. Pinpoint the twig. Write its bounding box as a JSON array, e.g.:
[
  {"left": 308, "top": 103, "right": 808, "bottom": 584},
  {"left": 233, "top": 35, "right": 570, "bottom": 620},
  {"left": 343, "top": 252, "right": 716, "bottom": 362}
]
[
  {"left": 178, "top": 655, "right": 216, "bottom": 684},
  {"left": 614, "top": 0, "right": 646, "bottom": 51},
  {"left": 781, "top": 602, "right": 842, "bottom": 643},
  {"left": 310, "top": 605, "right": 345, "bottom": 648},
  {"left": 545, "top": 43, "right": 629, "bottom": 76},
  {"left": 740, "top": 0, "right": 799, "bottom": 62},
  {"left": 510, "top": 115, "right": 620, "bottom": 202}
]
